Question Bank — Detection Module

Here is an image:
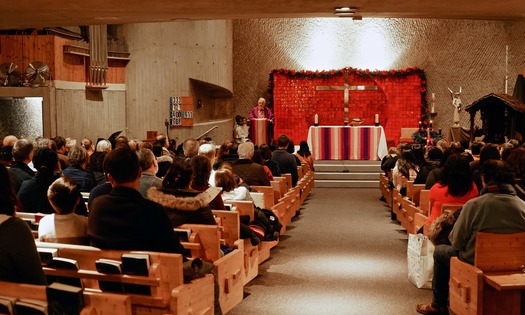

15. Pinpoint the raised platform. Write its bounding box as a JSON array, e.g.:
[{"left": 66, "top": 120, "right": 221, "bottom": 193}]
[{"left": 313, "top": 160, "right": 381, "bottom": 188}]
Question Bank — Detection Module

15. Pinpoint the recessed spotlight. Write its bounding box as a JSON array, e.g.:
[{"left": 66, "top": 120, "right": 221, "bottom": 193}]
[{"left": 335, "top": 7, "right": 357, "bottom": 12}]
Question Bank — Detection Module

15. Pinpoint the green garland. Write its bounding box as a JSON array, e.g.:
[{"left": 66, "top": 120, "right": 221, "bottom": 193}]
[{"left": 411, "top": 130, "right": 443, "bottom": 144}]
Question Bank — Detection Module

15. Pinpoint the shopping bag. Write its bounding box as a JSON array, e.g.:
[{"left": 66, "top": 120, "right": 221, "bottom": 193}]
[{"left": 407, "top": 233, "right": 434, "bottom": 289}]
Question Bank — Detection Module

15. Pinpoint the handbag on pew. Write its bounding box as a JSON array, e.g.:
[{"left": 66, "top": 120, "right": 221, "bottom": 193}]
[{"left": 407, "top": 233, "right": 434, "bottom": 289}]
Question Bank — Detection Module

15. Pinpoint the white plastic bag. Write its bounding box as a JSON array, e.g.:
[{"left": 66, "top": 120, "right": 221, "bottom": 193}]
[{"left": 407, "top": 233, "right": 434, "bottom": 289}]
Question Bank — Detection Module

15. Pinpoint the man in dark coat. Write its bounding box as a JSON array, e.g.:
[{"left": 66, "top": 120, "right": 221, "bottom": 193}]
[
  {"left": 88, "top": 148, "right": 184, "bottom": 254},
  {"left": 8, "top": 138, "right": 35, "bottom": 192},
  {"left": 272, "top": 134, "right": 298, "bottom": 187}
]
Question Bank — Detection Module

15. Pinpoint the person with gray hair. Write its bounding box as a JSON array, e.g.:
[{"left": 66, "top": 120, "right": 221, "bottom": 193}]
[
  {"left": 198, "top": 143, "right": 218, "bottom": 187},
  {"left": 95, "top": 139, "right": 112, "bottom": 153},
  {"left": 182, "top": 138, "right": 199, "bottom": 162},
  {"left": 62, "top": 145, "right": 97, "bottom": 192},
  {"left": 232, "top": 142, "right": 270, "bottom": 186},
  {"left": 8, "top": 138, "right": 35, "bottom": 192},
  {"left": 137, "top": 148, "right": 162, "bottom": 197}
]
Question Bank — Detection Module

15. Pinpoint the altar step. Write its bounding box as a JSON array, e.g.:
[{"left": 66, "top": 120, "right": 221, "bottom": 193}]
[{"left": 313, "top": 160, "right": 382, "bottom": 188}]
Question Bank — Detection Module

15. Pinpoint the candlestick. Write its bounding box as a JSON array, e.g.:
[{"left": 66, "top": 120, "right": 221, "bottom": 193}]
[
  {"left": 374, "top": 114, "right": 379, "bottom": 126},
  {"left": 429, "top": 120, "right": 433, "bottom": 130},
  {"left": 314, "top": 114, "right": 319, "bottom": 126}
]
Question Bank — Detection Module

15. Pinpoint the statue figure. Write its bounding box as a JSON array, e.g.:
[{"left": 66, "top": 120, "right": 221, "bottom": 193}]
[{"left": 448, "top": 87, "right": 462, "bottom": 126}]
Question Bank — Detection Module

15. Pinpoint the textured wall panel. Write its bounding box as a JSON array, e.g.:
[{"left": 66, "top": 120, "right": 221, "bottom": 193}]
[
  {"left": 122, "top": 20, "right": 233, "bottom": 143},
  {"left": 233, "top": 18, "right": 525, "bottom": 141}
]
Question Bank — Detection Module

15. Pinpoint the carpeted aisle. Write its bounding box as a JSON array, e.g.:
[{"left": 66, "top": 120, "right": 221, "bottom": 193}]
[{"left": 229, "top": 187, "right": 432, "bottom": 315}]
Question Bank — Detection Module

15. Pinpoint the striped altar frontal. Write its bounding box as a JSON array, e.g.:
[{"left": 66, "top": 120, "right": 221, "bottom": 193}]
[{"left": 307, "top": 126, "right": 388, "bottom": 160}]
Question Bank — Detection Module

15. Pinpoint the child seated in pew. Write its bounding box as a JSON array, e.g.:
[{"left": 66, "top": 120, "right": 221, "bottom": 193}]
[
  {"left": 0, "top": 164, "right": 46, "bottom": 285},
  {"left": 215, "top": 164, "right": 253, "bottom": 202},
  {"left": 38, "top": 176, "right": 88, "bottom": 245},
  {"left": 147, "top": 159, "right": 221, "bottom": 227}
]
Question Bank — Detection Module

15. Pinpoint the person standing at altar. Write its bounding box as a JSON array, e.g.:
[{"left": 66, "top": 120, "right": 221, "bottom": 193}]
[{"left": 248, "top": 98, "right": 275, "bottom": 144}]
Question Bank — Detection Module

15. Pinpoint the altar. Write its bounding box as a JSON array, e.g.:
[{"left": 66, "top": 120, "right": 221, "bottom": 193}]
[{"left": 307, "top": 125, "right": 388, "bottom": 160}]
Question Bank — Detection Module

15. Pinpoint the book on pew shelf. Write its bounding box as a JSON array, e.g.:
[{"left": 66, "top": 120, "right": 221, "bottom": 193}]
[
  {"left": 121, "top": 253, "right": 150, "bottom": 276},
  {"left": 0, "top": 296, "right": 17, "bottom": 315},
  {"left": 95, "top": 259, "right": 124, "bottom": 293},
  {"left": 174, "top": 228, "right": 192, "bottom": 242},
  {"left": 47, "top": 257, "right": 83, "bottom": 289},
  {"left": 37, "top": 247, "right": 58, "bottom": 266},
  {"left": 14, "top": 299, "right": 47, "bottom": 315},
  {"left": 95, "top": 259, "right": 122, "bottom": 274},
  {"left": 121, "top": 253, "right": 151, "bottom": 295},
  {"left": 49, "top": 257, "right": 78, "bottom": 270},
  {"left": 46, "top": 282, "right": 84, "bottom": 315}
]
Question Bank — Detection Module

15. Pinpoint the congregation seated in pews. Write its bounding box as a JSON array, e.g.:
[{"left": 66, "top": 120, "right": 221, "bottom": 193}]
[
  {"left": 0, "top": 132, "right": 315, "bottom": 314},
  {"left": 379, "top": 140, "right": 525, "bottom": 315}
]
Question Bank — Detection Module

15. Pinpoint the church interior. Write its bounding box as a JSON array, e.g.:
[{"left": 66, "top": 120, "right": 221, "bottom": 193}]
[{"left": 1, "top": 1, "right": 525, "bottom": 314}]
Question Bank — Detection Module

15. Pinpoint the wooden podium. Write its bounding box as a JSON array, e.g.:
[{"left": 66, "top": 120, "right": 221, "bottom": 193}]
[{"left": 250, "top": 118, "right": 269, "bottom": 145}]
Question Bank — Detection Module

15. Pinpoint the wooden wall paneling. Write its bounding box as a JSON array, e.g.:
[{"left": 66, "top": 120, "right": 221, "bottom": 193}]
[{"left": 55, "top": 89, "right": 126, "bottom": 141}]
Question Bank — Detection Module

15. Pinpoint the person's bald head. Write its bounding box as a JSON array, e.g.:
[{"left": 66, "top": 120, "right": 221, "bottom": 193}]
[{"left": 2, "top": 135, "right": 18, "bottom": 147}]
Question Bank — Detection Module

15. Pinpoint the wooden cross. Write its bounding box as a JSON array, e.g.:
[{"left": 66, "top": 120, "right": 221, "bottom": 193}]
[{"left": 316, "top": 68, "right": 378, "bottom": 125}]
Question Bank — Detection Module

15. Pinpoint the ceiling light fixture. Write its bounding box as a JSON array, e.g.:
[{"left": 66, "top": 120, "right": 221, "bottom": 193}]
[
  {"left": 335, "top": 7, "right": 357, "bottom": 12},
  {"left": 334, "top": 6, "right": 357, "bottom": 17}
]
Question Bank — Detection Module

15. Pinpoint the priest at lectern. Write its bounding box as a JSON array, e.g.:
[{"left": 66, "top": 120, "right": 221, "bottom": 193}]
[{"left": 248, "top": 97, "right": 274, "bottom": 145}]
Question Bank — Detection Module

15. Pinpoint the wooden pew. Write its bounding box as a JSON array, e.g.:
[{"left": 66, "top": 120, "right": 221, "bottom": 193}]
[
  {"left": 250, "top": 188, "right": 275, "bottom": 209},
  {"left": 450, "top": 231, "right": 525, "bottom": 315},
  {"left": 281, "top": 174, "right": 293, "bottom": 192},
  {"left": 406, "top": 181, "right": 425, "bottom": 205},
  {"left": 391, "top": 188, "right": 403, "bottom": 221},
  {"left": 379, "top": 173, "right": 392, "bottom": 207},
  {"left": 35, "top": 242, "right": 215, "bottom": 315},
  {"left": 178, "top": 224, "right": 244, "bottom": 314},
  {"left": 0, "top": 280, "right": 132, "bottom": 314},
  {"left": 272, "top": 177, "right": 288, "bottom": 197},
  {"left": 399, "top": 197, "right": 415, "bottom": 230},
  {"left": 419, "top": 190, "right": 430, "bottom": 216},
  {"left": 404, "top": 202, "right": 422, "bottom": 234},
  {"left": 212, "top": 210, "right": 258, "bottom": 286}
]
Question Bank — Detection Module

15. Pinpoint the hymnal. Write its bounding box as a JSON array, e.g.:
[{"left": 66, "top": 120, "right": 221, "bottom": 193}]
[
  {"left": 174, "top": 228, "right": 192, "bottom": 242},
  {"left": 47, "top": 257, "right": 82, "bottom": 288},
  {"left": 95, "top": 259, "right": 124, "bottom": 293},
  {"left": 14, "top": 299, "right": 47, "bottom": 315},
  {"left": 46, "top": 282, "right": 84, "bottom": 315},
  {"left": 121, "top": 253, "right": 151, "bottom": 295},
  {"left": 37, "top": 247, "right": 58, "bottom": 266}
]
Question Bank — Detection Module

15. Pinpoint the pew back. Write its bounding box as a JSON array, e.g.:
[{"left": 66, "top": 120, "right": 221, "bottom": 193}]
[{"left": 474, "top": 231, "right": 525, "bottom": 272}]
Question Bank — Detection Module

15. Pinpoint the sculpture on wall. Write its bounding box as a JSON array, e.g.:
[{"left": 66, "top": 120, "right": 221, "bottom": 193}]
[{"left": 448, "top": 87, "right": 462, "bottom": 126}]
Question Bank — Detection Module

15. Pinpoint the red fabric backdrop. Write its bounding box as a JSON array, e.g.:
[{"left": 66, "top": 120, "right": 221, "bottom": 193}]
[{"left": 268, "top": 67, "right": 429, "bottom": 145}]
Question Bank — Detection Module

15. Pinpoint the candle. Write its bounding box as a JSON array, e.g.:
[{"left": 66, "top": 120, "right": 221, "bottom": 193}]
[
  {"left": 374, "top": 114, "right": 379, "bottom": 124},
  {"left": 431, "top": 93, "right": 436, "bottom": 113},
  {"left": 314, "top": 114, "right": 319, "bottom": 125}
]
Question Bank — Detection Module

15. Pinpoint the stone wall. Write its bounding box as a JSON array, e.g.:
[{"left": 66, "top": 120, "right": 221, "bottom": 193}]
[{"left": 233, "top": 18, "right": 525, "bottom": 138}]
